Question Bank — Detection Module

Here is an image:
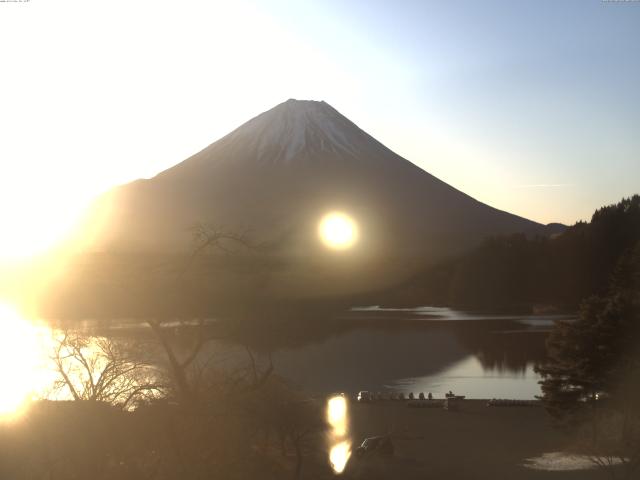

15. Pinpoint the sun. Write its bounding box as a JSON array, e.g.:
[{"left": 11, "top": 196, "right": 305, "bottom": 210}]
[{"left": 318, "top": 212, "right": 359, "bottom": 251}]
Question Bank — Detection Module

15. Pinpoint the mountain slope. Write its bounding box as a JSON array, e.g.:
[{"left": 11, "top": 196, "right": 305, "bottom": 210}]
[
  {"left": 66, "top": 99, "right": 554, "bottom": 307},
  {"left": 96, "top": 100, "right": 541, "bottom": 256}
]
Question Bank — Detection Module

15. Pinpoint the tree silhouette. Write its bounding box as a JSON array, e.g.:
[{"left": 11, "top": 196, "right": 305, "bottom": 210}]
[
  {"left": 50, "top": 330, "right": 163, "bottom": 409},
  {"left": 536, "top": 241, "right": 640, "bottom": 477}
]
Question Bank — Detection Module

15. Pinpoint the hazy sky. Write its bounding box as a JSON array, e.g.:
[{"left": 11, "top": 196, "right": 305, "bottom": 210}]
[{"left": 1, "top": 0, "right": 638, "bottom": 258}]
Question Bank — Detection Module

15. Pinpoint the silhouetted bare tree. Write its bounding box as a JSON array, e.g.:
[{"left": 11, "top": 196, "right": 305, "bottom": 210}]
[{"left": 50, "top": 330, "right": 163, "bottom": 409}]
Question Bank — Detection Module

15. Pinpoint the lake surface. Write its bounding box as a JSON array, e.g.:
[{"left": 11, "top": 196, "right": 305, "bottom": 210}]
[
  {"left": 209, "top": 306, "right": 574, "bottom": 400},
  {"left": 0, "top": 303, "right": 574, "bottom": 419}
]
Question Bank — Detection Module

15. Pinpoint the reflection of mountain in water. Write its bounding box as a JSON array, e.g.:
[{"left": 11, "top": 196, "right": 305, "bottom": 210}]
[
  {"left": 452, "top": 321, "right": 548, "bottom": 374},
  {"left": 343, "top": 307, "right": 556, "bottom": 374},
  {"left": 269, "top": 326, "right": 467, "bottom": 393},
  {"left": 206, "top": 317, "right": 550, "bottom": 395},
  {"left": 79, "top": 307, "right": 555, "bottom": 397}
]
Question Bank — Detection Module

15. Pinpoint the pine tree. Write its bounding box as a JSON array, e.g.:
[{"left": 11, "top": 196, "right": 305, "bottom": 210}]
[{"left": 536, "top": 242, "right": 640, "bottom": 475}]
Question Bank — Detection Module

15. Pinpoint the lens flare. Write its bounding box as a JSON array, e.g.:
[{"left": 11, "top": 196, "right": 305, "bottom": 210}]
[
  {"left": 327, "top": 395, "right": 351, "bottom": 474},
  {"left": 329, "top": 440, "right": 352, "bottom": 474},
  {"left": 318, "top": 212, "right": 358, "bottom": 250},
  {"left": 327, "top": 395, "right": 348, "bottom": 436},
  {"left": 0, "top": 302, "right": 52, "bottom": 420}
]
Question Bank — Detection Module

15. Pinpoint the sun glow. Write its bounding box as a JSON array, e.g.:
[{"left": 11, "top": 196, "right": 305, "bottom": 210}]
[
  {"left": 0, "top": 302, "right": 52, "bottom": 419},
  {"left": 0, "top": 0, "right": 363, "bottom": 261},
  {"left": 318, "top": 212, "right": 359, "bottom": 251},
  {"left": 327, "top": 395, "right": 351, "bottom": 474},
  {"left": 0, "top": 194, "right": 90, "bottom": 261}
]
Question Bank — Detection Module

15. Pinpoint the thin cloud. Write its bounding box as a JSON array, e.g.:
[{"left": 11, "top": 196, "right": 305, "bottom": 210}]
[{"left": 514, "top": 183, "right": 573, "bottom": 189}]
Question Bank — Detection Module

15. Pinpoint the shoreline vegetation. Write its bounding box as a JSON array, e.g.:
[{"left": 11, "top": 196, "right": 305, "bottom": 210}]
[{"left": 377, "top": 195, "right": 640, "bottom": 312}]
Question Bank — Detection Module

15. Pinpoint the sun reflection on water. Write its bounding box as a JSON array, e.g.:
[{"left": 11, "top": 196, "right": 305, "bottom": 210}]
[
  {"left": 0, "top": 302, "right": 162, "bottom": 419},
  {"left": 327, "top": 394, "right": 351, "bottom": 474},
  {"left": 0, "top": 302, "right": 54, "bottom": 420}
]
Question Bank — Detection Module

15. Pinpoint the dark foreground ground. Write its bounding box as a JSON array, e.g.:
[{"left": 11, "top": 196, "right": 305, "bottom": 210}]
[
  {"left": 0, "top": 399, "right": 616, "bottom": 480},
  {"left": 331, "top": 400, "right": 608, "bottom": 480}
]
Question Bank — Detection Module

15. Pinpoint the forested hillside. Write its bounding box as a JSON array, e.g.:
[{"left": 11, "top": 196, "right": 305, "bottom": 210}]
[{"left": 388, "top": 195, "right": 640, "bottom": 311}]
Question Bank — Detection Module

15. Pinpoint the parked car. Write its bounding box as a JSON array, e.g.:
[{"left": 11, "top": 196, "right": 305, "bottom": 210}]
[{"left": 355, "top": 435, "right": 395, "bottom": 457}]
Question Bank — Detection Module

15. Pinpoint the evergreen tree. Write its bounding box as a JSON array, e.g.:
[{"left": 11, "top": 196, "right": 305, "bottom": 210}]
[
  {"left": 403, "top": 195, "right": 640, "bottom": 310},
  {"left": 536, "top": 242, "right": 640, "bottom": 476}
]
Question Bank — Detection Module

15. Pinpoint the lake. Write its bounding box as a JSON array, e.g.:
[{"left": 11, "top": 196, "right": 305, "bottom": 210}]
[
  {"left": 0, "top": 303, "right": 574, "bottom": 419},
  {"left": 206, "top": 306, "right": 574, "bottom": 400}
]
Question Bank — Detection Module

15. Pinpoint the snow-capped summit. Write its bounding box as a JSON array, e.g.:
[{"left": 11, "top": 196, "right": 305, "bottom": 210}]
[
  {"left": 169, "top": 99, "right": 396, "bottom": 169},
  {"left": 220, "top": 99, "right": 363, "bottom": 163}
]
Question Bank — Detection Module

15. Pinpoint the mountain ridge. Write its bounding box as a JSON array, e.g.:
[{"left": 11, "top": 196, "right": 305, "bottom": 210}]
[{"left": 71, "top": 99, "right": 556, "bottom": 303}]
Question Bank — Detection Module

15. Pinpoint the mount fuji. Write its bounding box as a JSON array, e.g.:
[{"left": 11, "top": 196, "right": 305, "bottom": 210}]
[
  {"left": 68, "top": 99, "right": 557, "bottom": 306},
  {"left": 95, "top": 100, "right": 545, "bottom": 254}
]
